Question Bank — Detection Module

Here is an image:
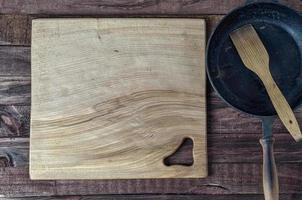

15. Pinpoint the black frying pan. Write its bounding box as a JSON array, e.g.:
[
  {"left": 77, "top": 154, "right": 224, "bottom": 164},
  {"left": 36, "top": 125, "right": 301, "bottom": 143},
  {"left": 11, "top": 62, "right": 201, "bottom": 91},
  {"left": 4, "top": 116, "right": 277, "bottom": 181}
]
[{"left": 207, "top": 1, "right": 302, "bottom": 200}]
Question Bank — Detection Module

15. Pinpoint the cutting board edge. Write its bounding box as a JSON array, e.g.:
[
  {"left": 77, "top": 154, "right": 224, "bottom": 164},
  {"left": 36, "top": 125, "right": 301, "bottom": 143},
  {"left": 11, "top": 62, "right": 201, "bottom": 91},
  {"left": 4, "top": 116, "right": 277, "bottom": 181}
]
[{"left": 29, "top": 167, "right": 208, "bottom": 180}]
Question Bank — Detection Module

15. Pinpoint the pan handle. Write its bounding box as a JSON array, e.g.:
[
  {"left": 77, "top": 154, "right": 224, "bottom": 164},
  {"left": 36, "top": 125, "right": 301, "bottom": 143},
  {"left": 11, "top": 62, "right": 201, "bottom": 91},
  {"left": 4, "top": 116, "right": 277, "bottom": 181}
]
[
  {"left": 246, "top": 0, "right": 279, "bottom": 4},
  {"left": 260, "top": 117, "right": 279, "bottom": 200}
]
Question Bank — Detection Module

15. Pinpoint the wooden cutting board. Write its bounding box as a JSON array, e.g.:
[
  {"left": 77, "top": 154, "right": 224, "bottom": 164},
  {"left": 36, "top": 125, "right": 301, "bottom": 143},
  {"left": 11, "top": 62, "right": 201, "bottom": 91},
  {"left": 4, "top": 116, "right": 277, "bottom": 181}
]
[{"left": 30, "top": 18, "right": 207, "bottom": 180}]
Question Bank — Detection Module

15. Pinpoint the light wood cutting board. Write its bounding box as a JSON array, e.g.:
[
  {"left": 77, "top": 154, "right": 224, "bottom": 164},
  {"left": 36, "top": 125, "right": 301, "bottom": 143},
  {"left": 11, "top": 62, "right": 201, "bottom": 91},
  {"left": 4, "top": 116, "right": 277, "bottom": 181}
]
[{"left": 30, "top": 18, "right": 206, "bottom": 180}]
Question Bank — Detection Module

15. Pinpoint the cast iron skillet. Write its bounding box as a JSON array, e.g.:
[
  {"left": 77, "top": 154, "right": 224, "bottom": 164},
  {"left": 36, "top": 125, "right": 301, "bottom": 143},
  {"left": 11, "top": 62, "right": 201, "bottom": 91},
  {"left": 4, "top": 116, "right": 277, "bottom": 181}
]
[{"left": 207, "top": 1, "right": 302, "bottom": 200}]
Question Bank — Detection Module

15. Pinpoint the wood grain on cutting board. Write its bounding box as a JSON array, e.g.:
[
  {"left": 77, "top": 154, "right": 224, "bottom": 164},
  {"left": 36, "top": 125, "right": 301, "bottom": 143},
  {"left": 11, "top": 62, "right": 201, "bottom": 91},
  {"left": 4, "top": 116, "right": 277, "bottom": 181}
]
[{"left": 30, "top": 18, "right": 206, "bottom": 180}]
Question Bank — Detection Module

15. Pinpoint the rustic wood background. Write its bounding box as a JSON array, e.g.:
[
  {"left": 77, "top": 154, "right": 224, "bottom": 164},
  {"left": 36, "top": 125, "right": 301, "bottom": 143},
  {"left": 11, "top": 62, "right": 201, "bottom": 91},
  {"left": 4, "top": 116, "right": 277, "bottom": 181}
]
[{"left": 0, "top": 0, "right": 301, "bottom": 199}]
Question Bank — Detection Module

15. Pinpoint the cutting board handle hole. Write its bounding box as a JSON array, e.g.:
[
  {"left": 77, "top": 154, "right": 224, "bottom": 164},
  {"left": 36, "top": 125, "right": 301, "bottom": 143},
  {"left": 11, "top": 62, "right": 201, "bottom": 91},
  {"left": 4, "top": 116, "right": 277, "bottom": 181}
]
[{"left": 163, "top": 137, "right": 194, "bottom": 167}]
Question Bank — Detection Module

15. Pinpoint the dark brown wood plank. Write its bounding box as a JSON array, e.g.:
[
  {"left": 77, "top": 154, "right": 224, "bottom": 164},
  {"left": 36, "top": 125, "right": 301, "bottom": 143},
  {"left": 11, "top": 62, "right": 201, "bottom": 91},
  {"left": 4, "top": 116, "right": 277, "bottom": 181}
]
[
  {"left": 0, "top": 0, "right": 300, "bottom": 15},
  {"left": 1, "top": 163, "right": 302, "bottom": 197},
  {"left": 52, "top": 163, "right": 302, "bottom": 195},
  {"left": 0, "top": 138, "right": 28, "bottom": 167},
  {"left": 0, "top": 167, "right": 56, "bottom": 197},
  {"left": 0, "top": 46, "right": 30, "bottom": 76},
  {"left": 0, "top": 46, "right": 30, "bottom": 105},
  {"left": 0, "top": 15, "right": 31, "bottom": 45},
  {"left": 0, "top": 106, "right": 30, "bottom": 137},
  {"left": 2, "top": 194, "right": 302, "bottom": 200}
]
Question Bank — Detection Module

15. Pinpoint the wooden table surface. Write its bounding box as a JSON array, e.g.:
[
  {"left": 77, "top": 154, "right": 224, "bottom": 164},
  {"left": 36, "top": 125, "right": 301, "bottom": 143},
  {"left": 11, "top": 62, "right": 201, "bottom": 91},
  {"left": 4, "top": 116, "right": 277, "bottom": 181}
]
[{"left": 0, "top": 0, "right": 301, "bottom": 199}]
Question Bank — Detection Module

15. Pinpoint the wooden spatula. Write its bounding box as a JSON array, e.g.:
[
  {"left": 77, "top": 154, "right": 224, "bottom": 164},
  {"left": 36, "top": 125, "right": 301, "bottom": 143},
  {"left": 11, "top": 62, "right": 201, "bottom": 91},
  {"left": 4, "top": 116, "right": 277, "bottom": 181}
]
[{"left": 230, "top": 24, "right": 302, "bottom": 142}]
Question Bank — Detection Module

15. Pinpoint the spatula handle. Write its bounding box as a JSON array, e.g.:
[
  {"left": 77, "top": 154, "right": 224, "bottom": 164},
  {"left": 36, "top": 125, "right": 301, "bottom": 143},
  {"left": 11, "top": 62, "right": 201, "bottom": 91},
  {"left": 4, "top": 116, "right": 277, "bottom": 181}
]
[
  {"left": 262, "top": 72, "right": 302, "bottom": 141},
  {"left": 260, "top": 137, "right": 279, "bottom": 200}
]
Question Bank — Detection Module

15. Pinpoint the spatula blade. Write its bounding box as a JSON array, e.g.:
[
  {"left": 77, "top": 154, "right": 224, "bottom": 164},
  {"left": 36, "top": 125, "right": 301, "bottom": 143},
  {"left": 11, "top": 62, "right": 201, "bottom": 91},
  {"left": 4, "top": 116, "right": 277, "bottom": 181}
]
[{"left": 230, "top": 24, "right": 269, "bottom": 76}]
